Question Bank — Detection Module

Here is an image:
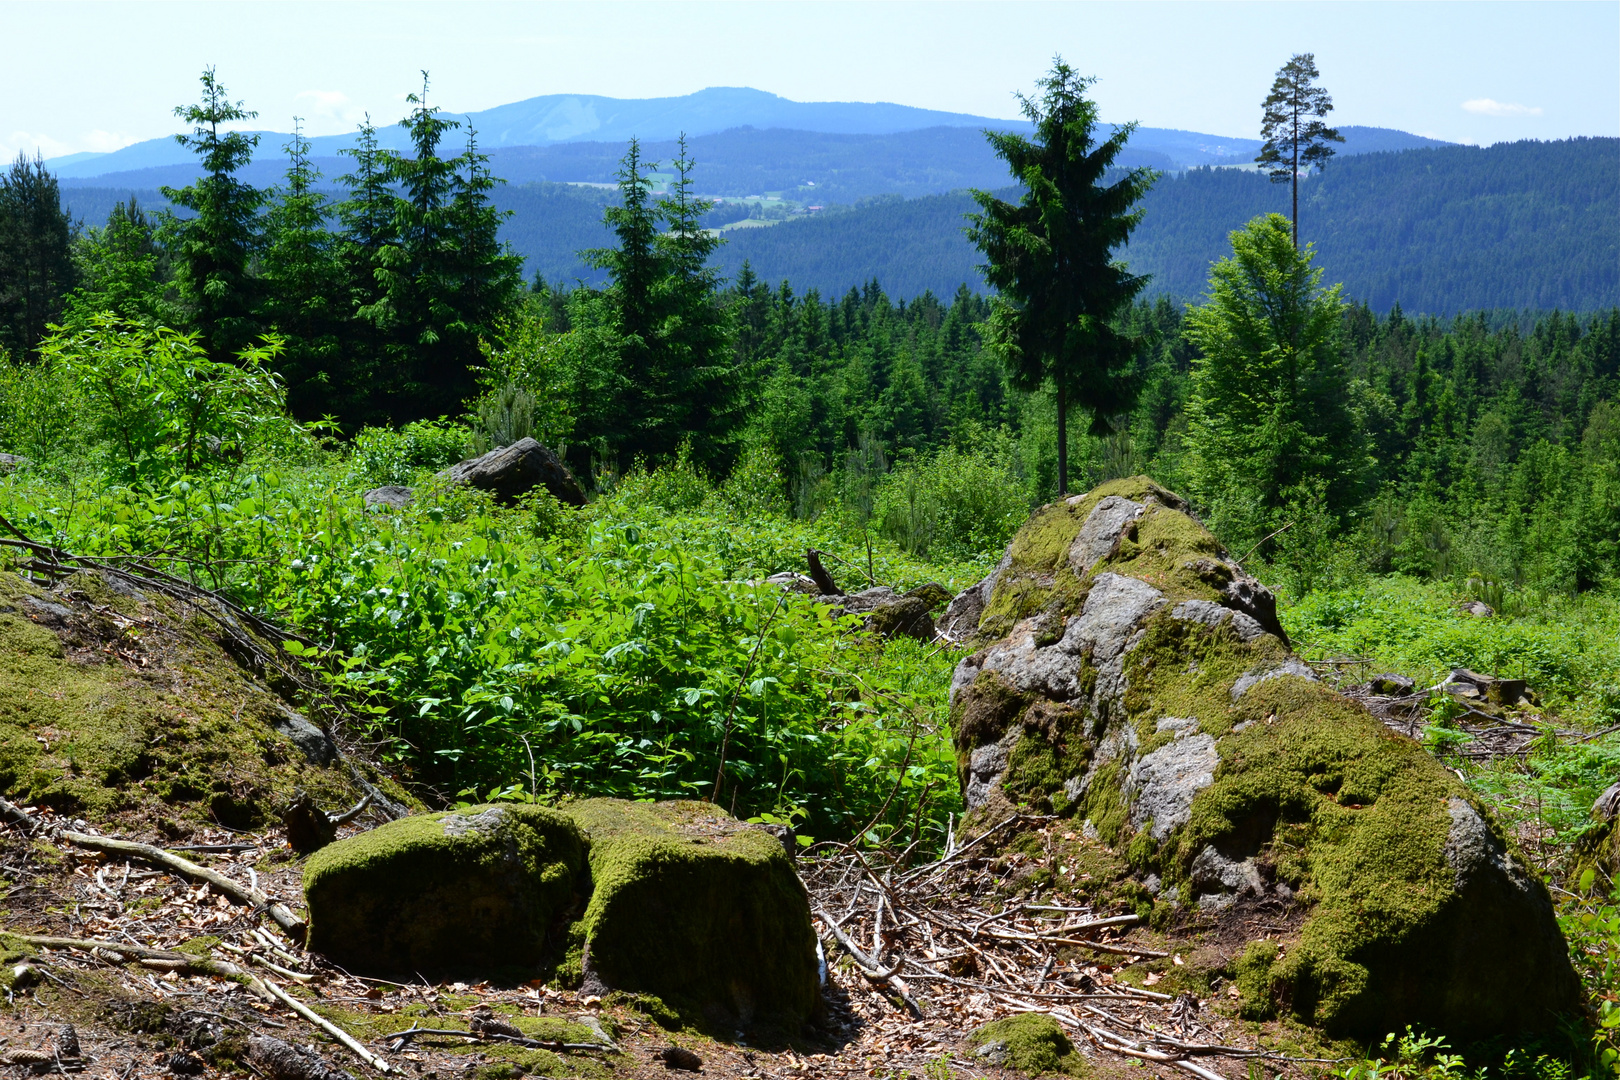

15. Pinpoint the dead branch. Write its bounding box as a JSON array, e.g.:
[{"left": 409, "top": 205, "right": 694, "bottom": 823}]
[
  {"left": 59, "top": 830, "right": 306, "bottom": 942},
  {"left": 254, "top": 976, "right": 390, "bottom": 1073}
]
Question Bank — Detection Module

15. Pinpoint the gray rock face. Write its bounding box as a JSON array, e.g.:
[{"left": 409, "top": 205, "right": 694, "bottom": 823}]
[
  {"left": 1231, "top": 659, "right": 1319, "bottom": 701},
  {"left": 270, "top": 704, "right": 337, "bottom": 766},
  {"left": 1067, "top": 495, "right": 1145, "bottom": 576},
  {"left": 1127, "top": 732, "right": 1218, "bottom": 840},
  {"left": 939, "top": 552, "right": 1010, "bottom": 640},
  {"left": 440, "top": 438, "right": 586, "bottom": 506},
  {"left": 363, "top": 485, "right": 414, "bottom": 509},
  {"left": 0, "top": 453, "right": 30, "bottom": 474}
]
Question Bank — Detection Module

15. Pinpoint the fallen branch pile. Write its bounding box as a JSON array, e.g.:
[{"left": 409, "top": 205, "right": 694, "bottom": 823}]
[{"left": 801, "top": 815, "right": 1326, "bottom": 1079}]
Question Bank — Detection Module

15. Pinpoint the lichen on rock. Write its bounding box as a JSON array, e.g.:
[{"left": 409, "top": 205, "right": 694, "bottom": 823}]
[
  {"left": 303, "top": 803, "right": 587, "bottom": 979},
  {"left": 947, "top": 476, "right": 1580, "bottom": 1039},
  {"left": 563, "top": 798, "right": 821, "bottom": 1031}
]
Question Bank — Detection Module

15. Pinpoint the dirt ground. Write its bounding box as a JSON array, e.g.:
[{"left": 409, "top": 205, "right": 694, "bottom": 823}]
[{"left": 0, "top": 804, "right": 1341, "bottom": 1080}]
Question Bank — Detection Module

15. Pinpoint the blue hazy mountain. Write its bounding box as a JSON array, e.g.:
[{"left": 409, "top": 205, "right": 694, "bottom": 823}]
[{"left": 47, "top": 81, "right": 1452, "bottom": 183}]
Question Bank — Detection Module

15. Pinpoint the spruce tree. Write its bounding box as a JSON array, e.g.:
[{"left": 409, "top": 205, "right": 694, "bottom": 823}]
[
  {"left": 1255, "top": 53, "right": 1344, "bottom": 248},
  {"left": 260, "top": 119, "right": 345, "bottom": 419},
  {"left": 0, "top": 152, "right": 76, "bottom": 357},
  {"left": 334, "top": 116, "right": 397, "bottom": 422},
  {"left": 581, "top": 138, "right": 662, "bottom": 457},
  {"left": 446, "top": 125, "right": 522, "bottom": 370},
  {"left": 65, "top": 197, "right": 175, "bottom": 328},
  {"left": 161, "top": 68, "right": 264, "bottom": 359},
  {"left": 654, "top": 135, "right": 738, "bottom": 469},
  {"left": 967, "top": 58, "right": 1155, "bottom": 495}
]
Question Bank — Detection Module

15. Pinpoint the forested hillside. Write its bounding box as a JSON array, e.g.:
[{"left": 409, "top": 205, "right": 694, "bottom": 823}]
[
  {"left": 715, "top": 137, "right": 1620, "bottom": 312},
  {"left": 58, "top": 136, "right": 1611, "bottom": 316}
]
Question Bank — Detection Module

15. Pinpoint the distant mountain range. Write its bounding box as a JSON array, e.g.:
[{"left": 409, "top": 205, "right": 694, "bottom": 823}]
[
  {"left": 50, "top": 87, "right": 1614, "bottom": 316},
  {"left": 47, "top": 85, "right": 1453, "bottom": 194}
]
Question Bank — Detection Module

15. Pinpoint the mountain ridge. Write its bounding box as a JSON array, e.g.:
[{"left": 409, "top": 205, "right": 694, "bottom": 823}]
[{"left": 47, "top": 84, "right": 1451, "bottom": 180}]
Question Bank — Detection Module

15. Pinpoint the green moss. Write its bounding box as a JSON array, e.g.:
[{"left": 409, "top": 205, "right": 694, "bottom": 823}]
[
  {"left": 951, "top": 671, "right": 1032, "bottom": 782},
  {"left": 0, "top": 571, "right": 382, "bottom": 829},
  {"left": 303, "top": 803, "right": 587, "bottom": 978},
  {"left": 561, "top": 798, "right": 819, "bottom": 1032},
  {"left": 969, "top": 1013, "right": 1090, "bottom": 1077},
  {"left": 1232, "top": 941, "right": 1281, "bottom": 1020},
  {"left": 1004, "top": 702, "right": 1092, "bottom": 813}
]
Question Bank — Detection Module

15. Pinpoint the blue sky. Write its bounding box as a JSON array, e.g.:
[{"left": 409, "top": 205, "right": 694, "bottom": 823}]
[{"left": 2, "top": 0, "right": 1615, "bottom": 162}]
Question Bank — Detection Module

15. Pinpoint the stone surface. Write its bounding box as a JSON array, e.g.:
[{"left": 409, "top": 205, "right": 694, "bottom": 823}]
[
  {"left": 0, "top": 453, "right": 29, "bottom": 474},
  {"left": 565, "top": 798, "right": 821, "bottom": 1029},
  {"left": 946, "top": 475, "right": 1580, "bottom": 1039},
  {"left": 362, "top": 485, "right": 413, "bottom": 509},
  {"left": 303, "top": 804, "right": 587, "bottom": 977},
  {"left": 439, "top": 438, "right": 587, "bottom": 506},
  {"left": 269, "top": 704, "right": 337, "bottom": 765}
]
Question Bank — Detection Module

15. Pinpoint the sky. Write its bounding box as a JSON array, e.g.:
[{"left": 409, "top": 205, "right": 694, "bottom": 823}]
[{"left": 2, "top": 0, "right": 1616, "bottom": 163}]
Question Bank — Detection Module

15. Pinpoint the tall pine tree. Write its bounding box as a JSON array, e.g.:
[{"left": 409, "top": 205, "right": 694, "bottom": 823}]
[
  {"left": 260, "top": 119, "right": 345, "bottom": 419},
  {"left": 160, "top": 68, "right": 264, "bottom": 359},
  {"left": 0, "top": 152, "right": 76, "bottom": 358}
]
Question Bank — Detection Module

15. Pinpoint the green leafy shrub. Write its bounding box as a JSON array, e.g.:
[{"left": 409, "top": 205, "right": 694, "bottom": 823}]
[
  {"left": 350, "top": 418, "right": 471, "bottom": 487},
  {"left": 0, "top": 349, "right": 86, "bottom": 466},
  {"left": 874, "top": 444, "right": 1032, "bottom": 561},
  {"left": 38, "top": 316, "right": 297, "bottom": 479},
  {"left": 613, "top": 444, "right": 713, "bottom": 514}
]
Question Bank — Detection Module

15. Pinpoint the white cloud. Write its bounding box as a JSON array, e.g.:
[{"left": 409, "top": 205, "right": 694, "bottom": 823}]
[
  {"left": 294, "top": 89, "right": 368, "bottom": 129},
  {"left": 1462, "top": 98, "right": 1544, "bottom": 118},
  {"left": 2, "top": 130, "right": 79, "bottom": 161}
]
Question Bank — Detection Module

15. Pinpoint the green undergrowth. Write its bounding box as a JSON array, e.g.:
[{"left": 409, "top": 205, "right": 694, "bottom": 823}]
[
  {"left": 1283, "top": 575, "right": 1620, "bottom": 722},
  {"left": 0, "top": 458, "right": 970, "bottom": 842}
]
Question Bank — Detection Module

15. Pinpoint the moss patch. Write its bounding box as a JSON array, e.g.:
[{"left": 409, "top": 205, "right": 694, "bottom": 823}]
[
  {"left": 303, "top": 803, "right": 587, "bottom": 979},
  {"left": 969, "top": 1013, "right": 1089, "bottom": 1077},
  {"left": 0, "top": 571, "right": 384, "bottom": 830},
  {"left": 563, "top": 798, "right": 820, "bottom": 1032}
]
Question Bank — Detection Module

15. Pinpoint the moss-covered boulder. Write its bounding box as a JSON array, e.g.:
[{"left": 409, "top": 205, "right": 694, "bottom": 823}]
[
  {"left": 968, "top": 1013, "right": 1088, "bottom": 1077},
  {"left": 949, "top": 477, "right": 1580, "bottom": 1040},
  {"left": 565, "top": 798, "right": 820, "bottom": 1030},
  {"left": 0, "top": 570, "right": 382, "bottom": 830},
  {"left": 303, "top": 804, "right": 587, "bottom": 978}
]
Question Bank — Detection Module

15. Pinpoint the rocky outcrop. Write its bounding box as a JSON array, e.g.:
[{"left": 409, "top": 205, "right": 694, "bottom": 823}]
[
  {"left": 0, "top": 453, "right": 29, "bottom": 474},
  {"left": 302, "top": 798, "right": 820, "bottom": 1031},
  {"left": 438, "top": 438, "right": 586, "bottom": 506},
  {"left": 948, "top": 476, "right": 1579, "bottom": 1039}
]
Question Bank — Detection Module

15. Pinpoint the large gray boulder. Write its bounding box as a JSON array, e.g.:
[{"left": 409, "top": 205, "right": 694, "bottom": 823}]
[
  {"left": 949, "top": 476, "right": 1579, "bottom": 1039},
  {"left": 439, "top": 438, "right": 586, "bottom": 506}
]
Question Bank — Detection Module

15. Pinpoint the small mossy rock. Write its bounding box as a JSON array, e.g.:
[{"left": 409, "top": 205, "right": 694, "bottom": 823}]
[
  {"left": 866, "top": 595, "right": 935, "bottom": 640},
  {"left": 968, "top": 1013, "right": 1088, "bottom": 1077},
  {"left": 949, "top": 477, "right": 1580, "bottom": 1040},
  {"left": 303, "top": 804, "right": 587, "bottom": 978},
  {"left": 562, "top": 798, "right": 819, "bottom": 1030}
]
